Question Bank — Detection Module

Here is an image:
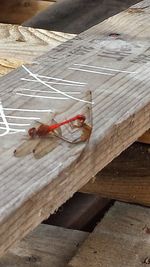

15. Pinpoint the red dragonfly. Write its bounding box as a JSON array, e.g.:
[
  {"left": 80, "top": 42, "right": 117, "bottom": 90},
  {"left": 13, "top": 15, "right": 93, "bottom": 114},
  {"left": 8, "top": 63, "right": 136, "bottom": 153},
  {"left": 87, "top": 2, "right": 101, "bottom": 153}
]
[
  {"left": 14, "top": 112, "right": 92, "bottom": 159},
  {"left": 14, "top": 91, "right": 92, "bottom": 159}
]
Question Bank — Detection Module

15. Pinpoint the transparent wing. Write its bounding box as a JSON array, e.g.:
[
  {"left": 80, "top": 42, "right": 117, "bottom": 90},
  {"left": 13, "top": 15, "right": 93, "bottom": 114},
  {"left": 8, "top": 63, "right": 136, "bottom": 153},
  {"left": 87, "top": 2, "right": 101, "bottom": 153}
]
[
  {"left": 14, "top": 138, "right": 40, "bottom": 157},
  {"left": 33, "top": 135, "right": 59, "bottom": 159}
]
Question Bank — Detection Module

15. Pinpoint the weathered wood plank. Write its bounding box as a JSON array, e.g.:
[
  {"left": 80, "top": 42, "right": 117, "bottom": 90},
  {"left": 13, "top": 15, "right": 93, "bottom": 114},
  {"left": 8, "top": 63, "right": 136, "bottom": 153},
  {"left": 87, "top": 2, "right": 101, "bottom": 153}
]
[
  {"left": 81, "top": 143, "right": 150, "bottom": 206},
  {"left": 0, "top": 0, "right": 150, "bottom": 256},
  {"left": 0, "top": 23, "right": 74, "bottom": 76},
  {"left": 0, "top": 224, "right": 88, "bottom": 267},
  {"left": 69, "top": 202, "right": 150, "bottom": 267}
]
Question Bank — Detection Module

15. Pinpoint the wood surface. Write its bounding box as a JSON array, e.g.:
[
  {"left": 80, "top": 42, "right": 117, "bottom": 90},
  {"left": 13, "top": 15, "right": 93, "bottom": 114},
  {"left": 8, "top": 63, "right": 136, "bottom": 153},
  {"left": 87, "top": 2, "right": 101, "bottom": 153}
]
[
  {"left": 0, "top": 0, "right": 54, "bottom": 24},
  {"left": 0, "top": 23, "right": 74, "bottom": 76},
  {"left": 69, "top": 202, "right": 150, "bottom": 267},
  {"left": 81, "top": 143, "right": 150, "bottom": 206},
  {"left": 0, "top": 0, "right": 150, "bottom": 256},
  {"left": 0, "top": 224, "right": 88, "bottom": 267}
]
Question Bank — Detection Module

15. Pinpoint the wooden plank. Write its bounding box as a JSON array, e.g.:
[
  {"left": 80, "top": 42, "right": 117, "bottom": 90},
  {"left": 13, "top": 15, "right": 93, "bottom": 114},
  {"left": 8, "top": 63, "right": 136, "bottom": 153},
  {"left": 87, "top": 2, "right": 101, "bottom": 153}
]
[
  {"left": 0, "top": 224, "right": 88, "bottom": 267},
  {"left": 0, "top": 0, "right": 54, "bottom": 24},
  {"left": 69, "top": 202, "right": 150, "bottom": 267},
  {"left": 0, "top": 23, "right": 75, "bottom": 76},
  {"left": 81, "top": 143, "right": 150, "bottom": 206},
  {"left": 0, "top": 0, "right": 150, "bottom": 256}
]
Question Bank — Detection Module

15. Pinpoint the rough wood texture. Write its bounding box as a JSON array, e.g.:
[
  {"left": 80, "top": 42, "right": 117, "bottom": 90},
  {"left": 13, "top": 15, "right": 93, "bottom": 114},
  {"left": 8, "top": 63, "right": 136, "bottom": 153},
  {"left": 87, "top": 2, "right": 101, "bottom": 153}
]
[
  {"left": 0, "top": 224, "right": 88, "bottom": 267},
  {"left": 0, "top": 0, "right": 150, "bottom": 256},
  {"left": 0, "top": 23, "right": 74, "bottom": 76},
  {"left": 81, "top": 143, "right": 150, "bottom": 206},
  {"left": 69, "top": 202, "right": 150, "bottom": 267}
]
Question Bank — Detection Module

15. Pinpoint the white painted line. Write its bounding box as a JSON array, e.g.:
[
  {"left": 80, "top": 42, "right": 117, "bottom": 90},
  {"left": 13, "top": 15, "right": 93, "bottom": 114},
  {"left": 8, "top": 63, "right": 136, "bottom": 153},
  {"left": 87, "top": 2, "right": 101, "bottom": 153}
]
[
  {"left": 69, "top": 67, "right": 113, "bottom": 75},
  {"left": 22, "top": 65, "right": 94, "bottom": 104},
  {"left": 0, "top": 121, "right": 30, "bottom": 127},
  {"left": 0, "top": 101, "right": 10, "bottom": 136},
  {"left": 21, "top": 78, "right": 85, "bottom": 87},
  {"left": 74, "top": 63, "right": 137, "bottom": 74},
  {"left": 4, "top": 115, "right": 40, "bottom": 120},
  {"left": 35, "top": 74, "right": 87, "bottom": 85},
  {"left": 16, "top": 92, "right": 69, "bottom": 100},
  {"left": 0, "top": 126, "right": 26, "bottom": 133},
  {"left": 4, "top": 108, "right": 53, "bottom": 113},
  {"left": 18, "top": 88, "right": 81, "bottom": 95}
]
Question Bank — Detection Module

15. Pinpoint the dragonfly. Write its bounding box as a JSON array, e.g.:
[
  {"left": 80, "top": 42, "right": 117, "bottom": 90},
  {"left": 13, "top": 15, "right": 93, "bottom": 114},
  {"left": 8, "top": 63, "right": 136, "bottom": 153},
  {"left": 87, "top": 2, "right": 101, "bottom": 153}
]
[{"left": 14, "top": 92, "right": 92, "bottom": 159}]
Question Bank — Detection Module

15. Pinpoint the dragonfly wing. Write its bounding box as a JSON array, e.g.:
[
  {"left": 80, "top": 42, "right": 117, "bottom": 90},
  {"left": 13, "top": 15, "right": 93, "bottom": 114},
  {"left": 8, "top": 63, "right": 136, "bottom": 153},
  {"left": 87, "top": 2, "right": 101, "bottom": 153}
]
[
  {"left": 14, "top": 139, "right": 40, "bottom": 157},
  {"left": 33, "top": 135, "right": 59, "bottom": 159}
]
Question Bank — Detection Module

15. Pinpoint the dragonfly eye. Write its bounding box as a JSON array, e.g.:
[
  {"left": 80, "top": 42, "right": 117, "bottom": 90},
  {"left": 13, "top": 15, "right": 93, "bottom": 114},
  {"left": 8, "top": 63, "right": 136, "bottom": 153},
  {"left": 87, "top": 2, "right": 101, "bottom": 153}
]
[{"left": 28, "top": 127, "right": 37, "bottom": 138}]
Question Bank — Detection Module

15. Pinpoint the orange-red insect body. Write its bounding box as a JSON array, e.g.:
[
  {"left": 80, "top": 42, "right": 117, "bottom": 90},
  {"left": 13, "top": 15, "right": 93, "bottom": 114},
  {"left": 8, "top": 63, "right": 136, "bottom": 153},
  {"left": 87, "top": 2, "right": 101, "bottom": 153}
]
[{"left": 28, "top": 114, "right": 86, "bottom": 138}]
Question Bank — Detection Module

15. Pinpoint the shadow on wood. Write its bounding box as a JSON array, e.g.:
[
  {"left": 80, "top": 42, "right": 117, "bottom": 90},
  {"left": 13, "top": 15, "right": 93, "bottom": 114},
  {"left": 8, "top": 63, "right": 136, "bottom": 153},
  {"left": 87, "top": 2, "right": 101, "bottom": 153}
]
[{"left": 81, "top": 143, "right": 150, "bottom": 206}]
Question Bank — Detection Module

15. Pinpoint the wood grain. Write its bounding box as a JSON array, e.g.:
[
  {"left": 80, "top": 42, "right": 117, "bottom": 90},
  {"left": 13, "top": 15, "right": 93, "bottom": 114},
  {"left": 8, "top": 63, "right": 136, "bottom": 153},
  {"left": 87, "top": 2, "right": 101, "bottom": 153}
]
[
  {"left": 0, "top": 224, "right": 88, "bottom": 267},
  {"left": 81, "top": 143, "right": 150, "bottom": 206},
  {"left": 0, "top": 23, "right": 75, "bottom": 76},
  {"left": 0, "top": 0, "right": 150, "bottom": 256},
  {"left": 69, "top": 202, "right": 150, "bottom": 267}
]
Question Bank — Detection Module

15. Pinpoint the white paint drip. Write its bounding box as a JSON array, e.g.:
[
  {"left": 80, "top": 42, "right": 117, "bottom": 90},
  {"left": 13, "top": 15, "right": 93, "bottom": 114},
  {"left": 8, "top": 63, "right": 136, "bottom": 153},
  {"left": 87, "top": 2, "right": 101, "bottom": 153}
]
[
  {"left": 21, "top": 78, "right": 85, "bottom": 87},
  {"left": 69, "top": 67, "right": 114, "bottom": 75},
  {"left": 22, "top": 65, "right": 94, "bottom": 104},
  {"left": 73, "top": 63, "right": 137, "bottom": 74}
]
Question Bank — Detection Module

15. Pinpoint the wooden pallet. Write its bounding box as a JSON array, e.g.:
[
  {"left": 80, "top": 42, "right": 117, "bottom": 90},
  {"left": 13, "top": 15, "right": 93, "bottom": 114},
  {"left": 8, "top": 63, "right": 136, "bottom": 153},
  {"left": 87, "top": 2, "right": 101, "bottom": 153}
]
[
  {"left": 0, "top": 0, "right": 149, "bottom": 258},
  {"left": 0, "top": 224, "right": 88, "bottom": 266},
  {"left": 1, "top": 201, "right": 149, "bottom": 266},
  {"left": 69, "top": 202, "right": 150, "bottom": 267}
]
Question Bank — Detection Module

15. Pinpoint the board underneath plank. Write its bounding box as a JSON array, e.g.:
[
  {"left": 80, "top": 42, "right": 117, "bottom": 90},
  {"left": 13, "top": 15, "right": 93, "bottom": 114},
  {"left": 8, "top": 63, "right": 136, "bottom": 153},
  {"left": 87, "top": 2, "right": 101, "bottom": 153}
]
[
  {"left": 69, "top": 202, "right": 150, "bottom": 267},
  {"left": 0, "top": 224, "right": 88, "bottom": 267},
  {"left": 0, "top": 23, "right": 74, "bottom": 76},
  {"left": 80, "top": 143, "right": 150, "bottom": 206},
  {"left": 0, "top": 0, "right": 149, "bottom": 256}
]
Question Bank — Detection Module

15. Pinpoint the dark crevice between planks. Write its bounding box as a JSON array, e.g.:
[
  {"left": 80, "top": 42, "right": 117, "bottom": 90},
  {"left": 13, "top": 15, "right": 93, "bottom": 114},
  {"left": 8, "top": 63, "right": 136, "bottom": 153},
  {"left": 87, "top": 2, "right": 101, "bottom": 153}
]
[
  {"left": 23, "top": 0, "right": 140, "bottom": 34},
  {"left": 43, "top": 192, "right": 112, "bottom": 232}
]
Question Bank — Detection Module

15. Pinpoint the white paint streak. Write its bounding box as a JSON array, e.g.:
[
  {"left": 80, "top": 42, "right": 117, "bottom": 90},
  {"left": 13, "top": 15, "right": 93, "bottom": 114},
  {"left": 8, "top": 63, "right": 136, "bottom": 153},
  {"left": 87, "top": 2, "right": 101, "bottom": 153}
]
[
  {"left": 16, "top": 92, "right": 69, "bottom": 100},
  {"left": 18, "top": 88, "right": 81, "bottom": 95},
  {"left": 69, "top": 67, "right": 114, "bottom": 75},
  {"left": 0, "top": 122, "right": 30, "bottom": 127},
  {"left": 0, "top": 101, "right": 10, "bottom": 136},
  {"left": 74, "top": 63, "right": 137, "bottom": 74},
  {"left": 21, "top": 78, "right": 85, "bottom": 87},
  {"left": 0, "top": 126, "right": 26, "bottom": 133},
  {"left": 4, "top": 108, "right": 53, "bottom": 113},
  {"left": 35, "top": 74, "right": 86, "bottom": 85},
  {"left": 22, "top": 65, "right": 94, "bottom": 104},
  {"left": 5, "top": 115, "right": 40, "bottom": 120}
]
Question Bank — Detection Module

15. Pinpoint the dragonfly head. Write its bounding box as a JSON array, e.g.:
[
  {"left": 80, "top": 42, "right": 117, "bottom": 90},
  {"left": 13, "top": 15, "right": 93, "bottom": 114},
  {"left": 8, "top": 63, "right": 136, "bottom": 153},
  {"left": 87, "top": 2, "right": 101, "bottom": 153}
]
[
  {"left": 76, "top": 114, "right": 86, "bottom": 126},
  {"left": 28, "top": 127, "right": 37, "bottom": 138}
]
